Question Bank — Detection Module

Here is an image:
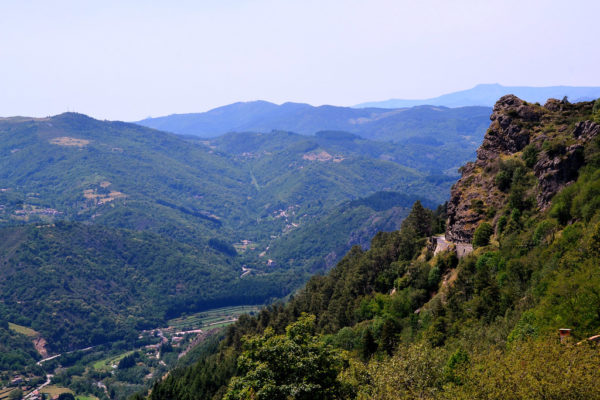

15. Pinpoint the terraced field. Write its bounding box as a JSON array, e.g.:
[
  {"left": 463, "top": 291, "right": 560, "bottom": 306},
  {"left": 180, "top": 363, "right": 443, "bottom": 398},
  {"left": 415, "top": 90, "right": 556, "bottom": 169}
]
[
  {"left": 167, "top": 305, "right": 261, "bottom": 331},
  {"left": 0, "top": 388, "right": 15, "bottom": 400}
]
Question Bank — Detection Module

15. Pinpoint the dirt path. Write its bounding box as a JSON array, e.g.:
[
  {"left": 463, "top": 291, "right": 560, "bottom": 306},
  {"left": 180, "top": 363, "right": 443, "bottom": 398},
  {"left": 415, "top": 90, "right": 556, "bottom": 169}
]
[
  {"left": 240, "top": 266, "right": 252, "bottom": 278},
  {"left": 433, "top": 235, "right": 450, "bottom": 255}
]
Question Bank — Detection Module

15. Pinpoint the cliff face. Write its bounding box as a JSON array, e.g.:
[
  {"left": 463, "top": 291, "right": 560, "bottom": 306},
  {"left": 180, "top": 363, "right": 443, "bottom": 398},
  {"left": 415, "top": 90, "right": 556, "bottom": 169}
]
[{"left": 446, "top": 95, "right": 599, "bottom": 243}]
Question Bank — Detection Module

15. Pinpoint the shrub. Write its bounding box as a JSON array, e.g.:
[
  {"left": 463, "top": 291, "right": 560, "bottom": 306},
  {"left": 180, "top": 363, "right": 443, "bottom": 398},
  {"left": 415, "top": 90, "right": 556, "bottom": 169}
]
[
  {"left": 532, "top": 219, "right": 557, "bottom": 245},
  {"left": 550, "top": 185, "right": 576, "bottom": 225},
  {"left": 495, "top": 170, "right": 512, "bottom": 191},
  {"left": 522, "top": 144, "right": 539, "bottom": 168},
  {"left": 494, "top": 159, "right": 525, "bottom": 192},
  {"left": 543, "top": 140, "right": 566, "bottom": 157},
  {"left": 427, "top": 266, "right": 442, "bottom": 290},
  {"left": 473, "top": 222, "right": 493, "bottom": 248},
  {"left": 496, "top": 215, "right": 508, "bottom": 235},
  {"left": 446, "top": 339, "right": 600, "bottom": 400},
  {"left": 470, "top": 199, "right": 485, "bottom": 214}
]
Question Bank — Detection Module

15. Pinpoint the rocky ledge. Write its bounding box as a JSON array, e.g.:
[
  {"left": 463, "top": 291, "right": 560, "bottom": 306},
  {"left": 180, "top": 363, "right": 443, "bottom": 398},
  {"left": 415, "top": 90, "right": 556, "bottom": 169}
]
[{"left": 446, "top": 95, "right": 599, "bottom": 243}]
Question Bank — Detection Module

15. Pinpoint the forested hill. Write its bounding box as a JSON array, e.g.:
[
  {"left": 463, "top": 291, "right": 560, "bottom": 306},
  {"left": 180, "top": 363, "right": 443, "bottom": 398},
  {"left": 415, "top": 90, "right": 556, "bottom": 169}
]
[
  {"left": 149, "top": 96, "right": 600, "bottom": 400},
  {"left": 0, "top": 222, "right": 250, "bottom": 352},
  {"left": 0, "top": 111, "right": 461, "bottom": 359},
  {"left": 136, "top": 101, "right": 491, "bottom": 141}
]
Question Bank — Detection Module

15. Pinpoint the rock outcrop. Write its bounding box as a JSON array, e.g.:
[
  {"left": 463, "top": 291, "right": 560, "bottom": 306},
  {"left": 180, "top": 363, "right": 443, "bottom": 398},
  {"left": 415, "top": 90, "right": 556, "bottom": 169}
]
[
  {"left": 476, "top": 95, "right": 541, "bottom": 162},
  {"left": 446, "top": 95, "right": 599, "bottom": 243},
  {"left": 534, "top": 120, "right": 600, "bottom": 208}
]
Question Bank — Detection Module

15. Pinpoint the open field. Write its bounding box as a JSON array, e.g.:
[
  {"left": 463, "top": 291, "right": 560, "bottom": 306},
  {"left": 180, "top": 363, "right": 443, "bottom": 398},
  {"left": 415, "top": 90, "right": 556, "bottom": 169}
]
[
  {"left": 93, "top": 350, "right": 135, "bottom": 371},
  {"left": 49, "top": 137, "right": 90, "bottom": 147},
  {"left": 40, "top": 385, "right": 73, "bottom": 397},
  {"left": 8, "top": 322, "right": 39, "bottom": 337},
  {"left": 167, "top": 305, "right": 261, "bottom": 331},
  {"left": 0, "top": 388, "right": 16, "bottom": 400}
]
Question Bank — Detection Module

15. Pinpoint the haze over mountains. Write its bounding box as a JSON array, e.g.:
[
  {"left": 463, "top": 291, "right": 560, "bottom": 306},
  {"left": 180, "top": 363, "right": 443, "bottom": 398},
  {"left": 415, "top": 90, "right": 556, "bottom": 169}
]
[
  {"left": 355, "top": 83, "right": 600, "bottom": 108},
  {"left": 136, "top": 101, "right": 492, "bottom": 140},
  {"left": 136, "top": 84, "right": 600, "bottom": 143}
]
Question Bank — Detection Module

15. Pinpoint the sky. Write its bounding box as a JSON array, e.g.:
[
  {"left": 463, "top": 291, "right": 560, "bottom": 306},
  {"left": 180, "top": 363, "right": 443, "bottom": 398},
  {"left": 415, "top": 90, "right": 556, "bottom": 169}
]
[{"left": 1, "top": 0, "right": 599, "bottom": 121}]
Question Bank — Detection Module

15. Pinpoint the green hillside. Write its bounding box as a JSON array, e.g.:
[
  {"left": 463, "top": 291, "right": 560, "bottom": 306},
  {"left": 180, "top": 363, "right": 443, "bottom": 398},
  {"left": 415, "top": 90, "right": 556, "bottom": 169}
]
[
  {"left": 0, "top": 112, "right": 462, "bottom": 362},
  {"left": 0, "top": 222, "right": 270, "bottom": 352},
  {"left": 207, "top": 129, "right": 472, "bottom": 175},
  {"left": 0, "top": 113, "right": 247, "bottom": 241},
  {"left": 150, "top": 97, "right": 600, "bottom": 400}
]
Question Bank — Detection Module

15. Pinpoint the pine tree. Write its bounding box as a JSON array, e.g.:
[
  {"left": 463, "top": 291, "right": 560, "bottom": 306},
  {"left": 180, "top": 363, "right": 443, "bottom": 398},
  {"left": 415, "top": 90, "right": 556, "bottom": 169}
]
[
  {"left": 361, "top": 328, "right": 378, "bottom": 361},
  {"left": 402, "top": 201, "right": 434, "bottom": 237}
]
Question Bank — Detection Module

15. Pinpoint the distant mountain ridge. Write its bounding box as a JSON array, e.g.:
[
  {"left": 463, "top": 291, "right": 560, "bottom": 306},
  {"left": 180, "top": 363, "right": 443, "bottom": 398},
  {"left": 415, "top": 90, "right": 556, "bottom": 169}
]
[
  {"left": 355, "top": 83, "right": 600, "bottom": 108},
  {"left": 136, "top": 102, "right": 492, "bottom": 141}
]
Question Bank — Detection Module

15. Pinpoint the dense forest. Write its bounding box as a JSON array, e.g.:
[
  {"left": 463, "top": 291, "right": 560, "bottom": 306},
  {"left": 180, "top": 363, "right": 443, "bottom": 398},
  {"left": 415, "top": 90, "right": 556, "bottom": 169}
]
[
  {"left": 149, "top": 97, "right": 600, "bottom": 399},
  {"left": 0, "top": 222, "right": 277, "bottom": 352},
  {"left": 0, "top": 112, "right": 465, "bottom": 357}
]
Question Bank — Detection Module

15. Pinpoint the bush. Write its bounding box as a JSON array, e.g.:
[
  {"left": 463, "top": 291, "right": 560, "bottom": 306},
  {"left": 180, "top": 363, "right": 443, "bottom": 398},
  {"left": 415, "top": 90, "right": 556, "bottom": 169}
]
[
  {"left": 494, "top": 159, "right": 525, "bottom": 192},
  {"left": 446, "top": 339, "right": 600, "bottom": 399},
  {"left": 427, "top": 266, "right": 442, "bottom": 290},
  {"left": 550, "top": 185, "right": 576, "bottom": 225},
  {"left": 496, "top": 215, "right": 508, "bottom": 235},
  {"left": 470, "top": 199, "right": 485, "bottom": 214},
  {"left": 495, "top": 170, "right": 512, "bottom": 191},
  {"left": 473, "top": 222, "right": 493, "bottom": 248},
  {"left": 522, "top": 144, "right": 539, "bottom": 168},
  {"left": 543, "top": 140, "right": 566, "bottom": 157}
]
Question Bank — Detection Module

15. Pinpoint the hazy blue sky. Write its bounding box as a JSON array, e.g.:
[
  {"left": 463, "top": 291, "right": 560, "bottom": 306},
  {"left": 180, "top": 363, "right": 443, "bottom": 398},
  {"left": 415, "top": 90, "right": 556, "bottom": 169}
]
[{"left": 1, "top": 0, "right": 599, "bottom": 121}]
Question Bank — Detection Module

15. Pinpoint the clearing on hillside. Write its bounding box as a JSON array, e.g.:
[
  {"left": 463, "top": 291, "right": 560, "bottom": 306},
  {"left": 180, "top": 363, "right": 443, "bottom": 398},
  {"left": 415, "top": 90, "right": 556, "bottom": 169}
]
[
  {"left": 49, "top": 137, "right": 90, "bottom": 147},
  {"left": 8, "top": 322, "right": 39, "bottom": 337}
]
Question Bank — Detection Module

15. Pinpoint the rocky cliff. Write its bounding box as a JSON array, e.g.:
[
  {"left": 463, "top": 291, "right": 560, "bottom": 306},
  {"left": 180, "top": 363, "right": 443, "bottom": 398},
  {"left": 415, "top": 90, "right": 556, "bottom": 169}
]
[{"left": 446, "top": 95, "right": 599, "bottom": 243}]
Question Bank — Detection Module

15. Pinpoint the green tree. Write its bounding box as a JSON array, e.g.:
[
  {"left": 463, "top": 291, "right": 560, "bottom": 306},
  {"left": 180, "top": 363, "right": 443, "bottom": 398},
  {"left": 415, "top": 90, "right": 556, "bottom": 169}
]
[
  {"left": 380, "top": 319, "right": 398, "bottom": 356},
  {"left": 360, "top": 328, "right": 378, "bottom": 361},
  {"left": 472, "top": 222, "right": 493, "bottom": 248},
  {"left": 445, "top": 339, "right": 600, "bottom": 399},
  {"left": 8, "top": 389, "right": 23, "bottom": 400},
  {"left": 360, "top": 343, "right": 446, "bottom": 400},
  {"left": 402, "top": 201, "right": 434, "bottom": 237},
  {"left": 224, "top": 314, "right": 347, "bottom": 400}
]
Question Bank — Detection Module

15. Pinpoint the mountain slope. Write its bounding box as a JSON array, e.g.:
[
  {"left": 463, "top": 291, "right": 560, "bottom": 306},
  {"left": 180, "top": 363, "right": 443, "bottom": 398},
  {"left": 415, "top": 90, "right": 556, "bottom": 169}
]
[
  {"left": 0, "top": 222, "right": 256, "bottom": 352},
  {"left": 0, "top": 112, "right": 248, "bottom": 243},
  {"left": 136, "top": 102, "right": 492, "bottom": 143},
  {"left": 149, "top": 96, "right": 600, "bottom": 400},
  {"left": 0, "top": 112, "right": 458, "bottom": 357},
  {"left": 0, "top": 112, "right": 444, "bottom": 246},
  {"left": 206, "top": 126, "right": 483, "bottom": 176},
  {"left": 356, "top": 83, "right": 600, "bottom": 108}
]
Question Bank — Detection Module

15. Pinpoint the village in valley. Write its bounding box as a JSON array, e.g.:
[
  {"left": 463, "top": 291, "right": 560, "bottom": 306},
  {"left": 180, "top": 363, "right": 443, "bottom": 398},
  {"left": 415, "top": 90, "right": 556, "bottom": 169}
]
[{"left": 0, "top": 306, "right": 259, "bottom": 400}]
